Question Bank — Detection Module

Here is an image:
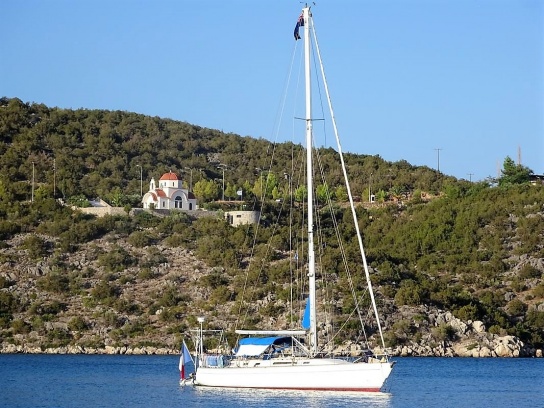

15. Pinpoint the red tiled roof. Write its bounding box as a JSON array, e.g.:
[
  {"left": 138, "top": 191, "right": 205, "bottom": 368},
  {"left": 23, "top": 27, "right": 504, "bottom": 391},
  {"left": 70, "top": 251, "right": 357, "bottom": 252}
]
[
  {"left": 155, "top": 189, "right": 167, "bottom": 198},
  {"left": 159, "top": 171, "right": 179, "bottom": 181}
]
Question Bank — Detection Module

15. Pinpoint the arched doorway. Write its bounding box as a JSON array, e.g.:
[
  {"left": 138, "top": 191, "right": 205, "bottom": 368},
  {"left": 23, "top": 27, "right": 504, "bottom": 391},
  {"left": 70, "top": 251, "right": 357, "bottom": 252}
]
[{"left": 175, "top": 195, "right": 183, "bottom": 209}]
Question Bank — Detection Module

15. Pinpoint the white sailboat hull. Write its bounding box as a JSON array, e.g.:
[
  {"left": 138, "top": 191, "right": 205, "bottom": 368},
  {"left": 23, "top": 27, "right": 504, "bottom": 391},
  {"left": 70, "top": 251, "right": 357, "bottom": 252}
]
[{"left": 194, "top": 358, "right": 393, "bottom": 392}]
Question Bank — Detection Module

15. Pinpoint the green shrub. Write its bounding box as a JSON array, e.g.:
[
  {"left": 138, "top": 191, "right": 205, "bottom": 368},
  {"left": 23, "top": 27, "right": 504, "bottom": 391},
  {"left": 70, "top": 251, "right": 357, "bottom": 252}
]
[
  {"left": 68, "top": 316, "right": 88, "bottom": 332},
  {"left": 519, "top": 264, "right": 542, "bottom": 280},
  {"left": 37, "top": 272, "right": 70, "bottom": 293},
  {"left": 102, "top": 311, "right": 122, "bottom": 328},
  {"left": 91, "top": 280, "right": 119, "bottom": 304},
  {"left": 454, "top": 304, "right": 480, "bottom": 321},
  {"left": 200, "top": 272, "right": 229, "bottom": 290},
  {"left": 0, "top": 276, "right": 13, "bottom": 289},
  {"left": 29, "top": 300, "right": 66, "bottom": 318},
  {"left": 98, "top": 245, "right": 136, "bottom": 272},
  {"left": 525, "top": 310, "right": 544, "bottom": 329},
  {"left": 21, "top": 235, "right": 48, "bottom": 259},
  {"left": 394, "top": 280, "right": 423, "bottom": 306},
  {"left": 128, "top": 231, "right": 153, "bottom": 248},
  {"left": 11, "top": 319, "right": 30, "bottom": 334},
  {"left": 46, "top": 328, "right": 72, "bottom": 347},
  {"left": 431, "top": 323, "right": 456, "bottom": 342},
  {"left": 157, "top": 286, "right": 183, "bottom": 308},
  {"left": 534, "top": 284, "right": 544, "bottom": 299},
  {"left": 506, "top": 298, "right": 527, "bottom": 316},
  {"left": 0, "top": 291, "right": 18, "bottom": 321},
  {"left": 163, "top": 233, "right": 184, "bottom": 248},
  {"left": 137, "top": 267, "right": 156, "bottom": 280},
  {"left": 141, "top": 247, "right": 168, "bottom": 268},
  {"left": 115, "top": 298, "right": 142, "bottom": 315},
  {"left": 67, "top": 195, "right": 90, "bottom": 207},
  {"left": 383, "top": 330, "right": 400, "bottom": 348},
  {"left": 210, "top": 286, "right": 234, "bottom": 303}
]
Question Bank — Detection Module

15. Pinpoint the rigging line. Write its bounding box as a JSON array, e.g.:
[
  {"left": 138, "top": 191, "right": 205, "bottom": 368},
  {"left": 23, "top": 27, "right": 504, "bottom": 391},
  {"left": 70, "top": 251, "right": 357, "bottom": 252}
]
[
  {"left": 310, "top": 28, "right": 329, "bottom": 148},
  {"left": 321, "top": 302, "right": 358, "bottom": 353},
  {"left": 235, "top": 38, "right": 301, "bottom": 331},
  {"left": 312, "top": 15, "right": 388, "bottom": 350},
  {"left": 310, "top": 149, "right": 336, "bottom": 346},
  {"left": 315, "top": 125, "right": 369, "bottom": 343},
  {"left": 260, "top": 38, "right": 300, "bottom": 202},
  {"left": 234, "top": 196, "right": 265, "bottom": 331},
  {"left": 313, "top": 145, "right": 369, "bottom": 341}
]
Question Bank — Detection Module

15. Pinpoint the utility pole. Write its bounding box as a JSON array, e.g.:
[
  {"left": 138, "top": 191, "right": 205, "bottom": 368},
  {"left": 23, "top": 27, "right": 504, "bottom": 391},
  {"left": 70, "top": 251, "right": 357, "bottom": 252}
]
[
  {"left": 468, "top": 173, "right": 474, "bottom": 182},
  {"left": 434, "top": 148, "right": 442, "bottom": 174},
  {"left": 369, "top": 172, "right": 373, "bottom": 203},
  {"left": 136, "top": 165, "right": 143, "bottom": 197},
  {"left": 184, "top": 167, "right": 193, "bottom": 191},
  {"left": 218, "top": 164, "right": 227, "bottom": 201},
  {"left": 31, "top": 162, "right": 35, "bottom": 203},
  {"left": 53, "top": 159, "right": 56, "bottom": 198}
]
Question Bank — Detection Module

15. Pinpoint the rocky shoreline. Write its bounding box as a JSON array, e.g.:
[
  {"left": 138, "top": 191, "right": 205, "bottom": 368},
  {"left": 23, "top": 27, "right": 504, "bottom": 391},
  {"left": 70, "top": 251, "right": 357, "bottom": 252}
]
[
  {"left": 0, "top": 344, "right": 179, "bottom": 355},
  {"left": 2, "top": 337, "right": 542, "bottom": 358}
]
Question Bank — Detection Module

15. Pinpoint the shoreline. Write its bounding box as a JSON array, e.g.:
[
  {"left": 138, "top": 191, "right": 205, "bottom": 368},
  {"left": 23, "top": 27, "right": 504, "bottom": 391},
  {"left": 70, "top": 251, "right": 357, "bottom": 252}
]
[{"left": 1, "top": 344, "right": 542, "bottom": 358}]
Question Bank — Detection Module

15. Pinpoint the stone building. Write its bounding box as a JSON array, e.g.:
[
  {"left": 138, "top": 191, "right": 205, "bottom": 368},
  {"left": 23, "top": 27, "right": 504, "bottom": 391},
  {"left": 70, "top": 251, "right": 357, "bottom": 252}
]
[{"left": 225, "top": 210, "right": 260, "bottom": 227}]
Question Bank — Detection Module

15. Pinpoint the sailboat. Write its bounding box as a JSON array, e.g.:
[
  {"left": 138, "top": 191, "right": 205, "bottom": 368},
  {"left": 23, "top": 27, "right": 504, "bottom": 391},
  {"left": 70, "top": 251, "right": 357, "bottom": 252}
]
[{"left": 188, "top": 5, "right": 394, "bottom": 392}]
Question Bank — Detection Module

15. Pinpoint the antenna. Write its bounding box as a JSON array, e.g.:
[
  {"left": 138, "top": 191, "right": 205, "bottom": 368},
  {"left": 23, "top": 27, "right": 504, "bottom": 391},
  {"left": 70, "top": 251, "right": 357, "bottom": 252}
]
[{"left": 518, "top": 145, "right": 521, "bottom": 165}]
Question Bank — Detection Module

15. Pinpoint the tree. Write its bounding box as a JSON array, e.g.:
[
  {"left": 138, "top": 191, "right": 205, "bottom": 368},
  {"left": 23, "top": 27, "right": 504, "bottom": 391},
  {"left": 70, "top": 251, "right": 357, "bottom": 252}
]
[
  {"left": 316, "top": 182, "right": 330, "bottom": 203},
  {"left": 498, "top": 156, "right": 532, "bottom": 186},
  {"left": 375, "top": 189, "right": 388, "bottom": 203},
  {"left": 225, "top": 183, "right": 237, "bottom": 200},
  {"left": 294, "top": 185, "right": 307, "bottom": 202},
  {"left": 334, "top": 185, "right": 348, "bottom": 202},
  {"left": 252, "top": 172, "right": 278, "bottom": 200},
  {"left": 193, "top": 179, "right": 220, "bottom": 202}
]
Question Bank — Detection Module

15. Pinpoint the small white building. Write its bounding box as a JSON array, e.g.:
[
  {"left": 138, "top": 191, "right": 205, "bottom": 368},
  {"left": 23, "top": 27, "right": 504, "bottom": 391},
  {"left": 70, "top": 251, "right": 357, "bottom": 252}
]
[
  {"left": 142, "top": 171, "right": 198, "bottom": 210},
  {"left": 225, "top": 211, "right": 260, "bottom": 227}
]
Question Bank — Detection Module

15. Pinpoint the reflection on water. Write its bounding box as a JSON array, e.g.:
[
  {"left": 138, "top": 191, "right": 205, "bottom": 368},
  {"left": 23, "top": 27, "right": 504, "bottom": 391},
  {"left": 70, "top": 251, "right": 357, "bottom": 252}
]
[{"left": 181, "top": 385, "right": 392, "bottom": 408}]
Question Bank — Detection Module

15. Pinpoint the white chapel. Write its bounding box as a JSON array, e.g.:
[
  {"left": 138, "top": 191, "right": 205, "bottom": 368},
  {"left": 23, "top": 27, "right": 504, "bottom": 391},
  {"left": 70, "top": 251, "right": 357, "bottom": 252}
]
[{"left": 141, "top": 171, "right": 198, "bottom": 210}]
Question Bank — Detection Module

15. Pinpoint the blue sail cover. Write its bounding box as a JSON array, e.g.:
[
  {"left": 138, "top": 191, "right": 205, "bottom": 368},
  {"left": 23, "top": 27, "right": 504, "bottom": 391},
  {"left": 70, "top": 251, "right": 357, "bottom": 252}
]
[
  {"left": 239, "top": 337, "right": 283, "bottom": 346},
  {"left": 302, "top": 298, "right": 311, "bottom": 330},
  {"left": 235, "top": 337, "right": 291, "bottom": 357}
]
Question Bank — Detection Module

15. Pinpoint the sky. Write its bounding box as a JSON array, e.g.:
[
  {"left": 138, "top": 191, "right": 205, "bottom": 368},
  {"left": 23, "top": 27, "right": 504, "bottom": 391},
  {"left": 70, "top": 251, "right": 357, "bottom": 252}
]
[{"left": 2, "top": 0, "right": 543, "bottom": 182}]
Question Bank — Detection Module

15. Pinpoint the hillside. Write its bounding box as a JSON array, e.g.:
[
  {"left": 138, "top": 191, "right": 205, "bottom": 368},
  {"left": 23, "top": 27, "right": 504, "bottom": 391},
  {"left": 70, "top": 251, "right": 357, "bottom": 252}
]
[{"left": 1, "top": 98, "right": 543, "bottom": 357}]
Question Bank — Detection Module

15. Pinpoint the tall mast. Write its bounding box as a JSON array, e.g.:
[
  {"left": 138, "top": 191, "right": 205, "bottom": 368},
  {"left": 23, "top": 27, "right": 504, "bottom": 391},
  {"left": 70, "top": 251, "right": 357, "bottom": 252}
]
[{"left": 303, "top": 6, "right": 318, "bottom": 356}]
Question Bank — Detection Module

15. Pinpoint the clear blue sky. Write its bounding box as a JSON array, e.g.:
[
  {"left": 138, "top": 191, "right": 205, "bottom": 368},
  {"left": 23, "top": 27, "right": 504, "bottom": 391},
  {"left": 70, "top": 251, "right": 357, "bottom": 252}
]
[{"left": 2, "top": 0, "right": 542, "bottom": 182}]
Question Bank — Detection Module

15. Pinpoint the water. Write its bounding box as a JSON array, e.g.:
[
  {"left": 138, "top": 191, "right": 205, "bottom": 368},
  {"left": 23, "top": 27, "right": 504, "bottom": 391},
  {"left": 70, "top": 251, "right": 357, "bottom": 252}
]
[{"left": 1, "top": 354, "right": 543, "bottom": 408}]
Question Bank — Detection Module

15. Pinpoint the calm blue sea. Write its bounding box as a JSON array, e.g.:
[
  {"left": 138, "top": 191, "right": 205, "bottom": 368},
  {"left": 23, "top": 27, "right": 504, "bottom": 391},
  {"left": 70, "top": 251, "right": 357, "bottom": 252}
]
[{"left": 0, "top": 354, "right": 542, "bottom": 408}]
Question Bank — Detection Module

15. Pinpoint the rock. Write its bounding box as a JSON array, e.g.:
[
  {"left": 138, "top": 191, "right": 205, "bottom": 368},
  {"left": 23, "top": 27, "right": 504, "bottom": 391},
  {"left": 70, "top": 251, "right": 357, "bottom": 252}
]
[
  {"left": 449, "top": 318, "right": 468, "bottom": 336},
  {"left": 472, "top": 321, "right": 486, "bottom": 333},
  {"left": 105, "top": 345, "right": 119, "bottom": 354},
  {"left": 400, "top": 346, "right": 413, "bottom": 356},
  {"left": 494, "top": 343, "right": 511, "bottom": 357}
]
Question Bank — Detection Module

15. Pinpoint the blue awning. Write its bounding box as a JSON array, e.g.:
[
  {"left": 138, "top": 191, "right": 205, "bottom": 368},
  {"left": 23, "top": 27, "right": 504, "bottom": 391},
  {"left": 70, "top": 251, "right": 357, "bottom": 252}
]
[
  {"left": 239, "top": 337, "right": 286, "bottom": 346},
  {"left": 235, "top": 337, "right": 291, "bottom": 356}
]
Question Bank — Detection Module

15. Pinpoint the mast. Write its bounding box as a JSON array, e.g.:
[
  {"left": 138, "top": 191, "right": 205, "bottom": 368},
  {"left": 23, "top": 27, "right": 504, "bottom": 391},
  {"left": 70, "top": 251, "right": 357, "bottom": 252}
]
[{"left": 303, "top": 6, "right": 318, "bottom": 356}]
